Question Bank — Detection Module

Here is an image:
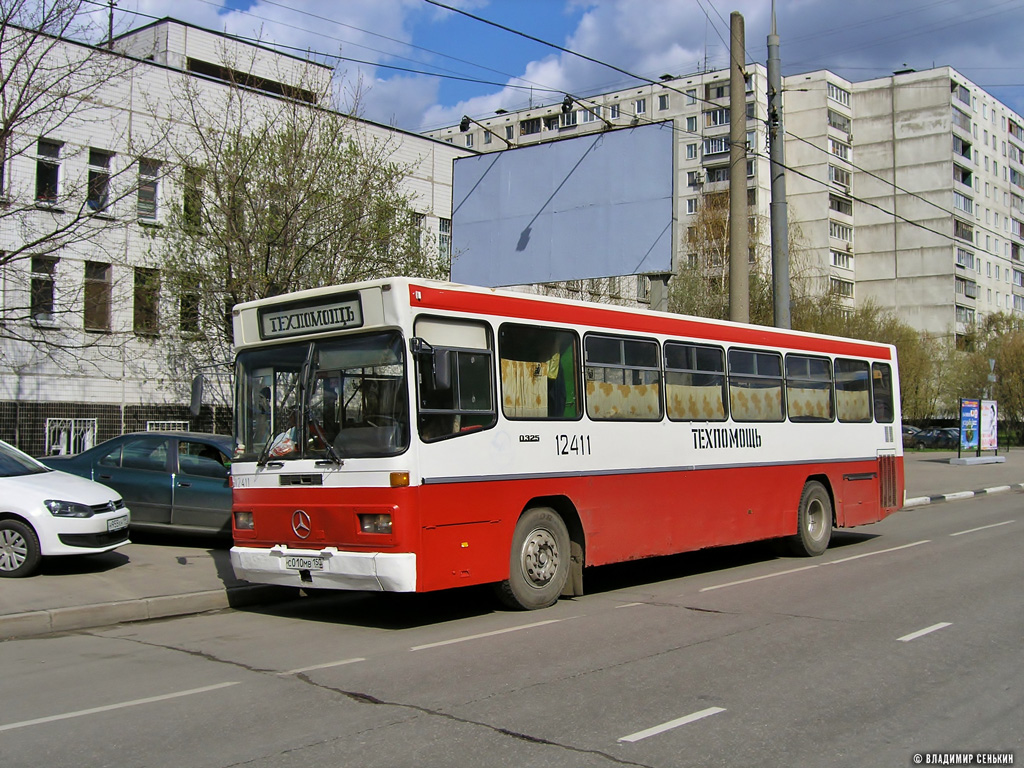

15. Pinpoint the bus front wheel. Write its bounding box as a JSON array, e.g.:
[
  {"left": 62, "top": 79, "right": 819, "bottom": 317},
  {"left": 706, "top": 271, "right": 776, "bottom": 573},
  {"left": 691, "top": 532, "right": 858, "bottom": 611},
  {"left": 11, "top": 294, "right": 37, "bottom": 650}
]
[
  {"left": 785, "top": 481, "right": 832, "bottom": 557},
  {"left": 495, "top": 507, "right": 570, "bottom": 610}
]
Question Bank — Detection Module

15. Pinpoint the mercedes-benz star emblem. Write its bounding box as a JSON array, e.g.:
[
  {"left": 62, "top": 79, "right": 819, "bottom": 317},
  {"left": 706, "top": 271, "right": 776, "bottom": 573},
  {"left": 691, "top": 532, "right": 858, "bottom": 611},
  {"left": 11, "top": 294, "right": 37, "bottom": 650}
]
[{"left": 291, "top": 510, "right": 312, "bottom": 539}]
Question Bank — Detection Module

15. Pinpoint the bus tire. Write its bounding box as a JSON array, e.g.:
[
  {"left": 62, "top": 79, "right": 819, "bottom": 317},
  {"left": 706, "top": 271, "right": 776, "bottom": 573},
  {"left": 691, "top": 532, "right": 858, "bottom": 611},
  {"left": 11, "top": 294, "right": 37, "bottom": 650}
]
[
  {"left": 495, "top": 507, "right": 570, "bottom": 610},
  {"left": 784, "top": 481, "right": 832, "bottom": 557}
]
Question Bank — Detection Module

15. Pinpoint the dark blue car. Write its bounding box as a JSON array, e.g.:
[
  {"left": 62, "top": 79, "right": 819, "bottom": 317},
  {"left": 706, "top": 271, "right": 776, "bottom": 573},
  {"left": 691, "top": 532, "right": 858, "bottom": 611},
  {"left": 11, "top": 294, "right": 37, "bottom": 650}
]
[
  {"left": 911, "top": 427, "right": 959, "bottom": 450},
  {"left": 42, "top": 432, "right": 232, "bottom": 537}
]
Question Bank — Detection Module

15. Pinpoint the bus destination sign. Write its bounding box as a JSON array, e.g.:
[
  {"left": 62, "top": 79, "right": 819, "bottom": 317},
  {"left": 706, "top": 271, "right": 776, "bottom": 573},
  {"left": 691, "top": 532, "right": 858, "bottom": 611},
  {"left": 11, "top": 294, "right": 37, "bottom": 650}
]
[{"left": 258, "top": 294, "right": 363, "bottom": 339}]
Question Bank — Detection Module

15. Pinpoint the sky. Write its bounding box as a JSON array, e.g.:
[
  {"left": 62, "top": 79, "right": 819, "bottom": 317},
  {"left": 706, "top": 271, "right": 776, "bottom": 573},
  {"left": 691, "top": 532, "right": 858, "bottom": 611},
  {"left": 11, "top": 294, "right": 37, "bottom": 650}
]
[{"left": 100, "top": 0, "right": 1024, "bottom": 133}]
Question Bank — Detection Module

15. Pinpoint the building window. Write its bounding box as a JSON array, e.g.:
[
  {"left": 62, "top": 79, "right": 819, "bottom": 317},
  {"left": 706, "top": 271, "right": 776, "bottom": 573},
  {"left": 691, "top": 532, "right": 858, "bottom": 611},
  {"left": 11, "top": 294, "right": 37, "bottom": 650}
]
[
  {"left": 703, "top": 136, "right": 729, "bottom": 155},
  {"left": 560, "top": 110, "right": 577, "bottom": 128},
  {"left": 686, "top": 143, "right": 698, "bottom": 159},
  {"left": 483, "top": 131, "right": 492, "bottom": 145},
  {"left": 953, "top": 82, "right": 971, "bottom": 105},
  {"left": 543, "top": 116, "right": 559, "bottom": 130},
  {"left": 953, "top": 191, "right": 974, "bottom": 214},
  {"left": 952, "top": 107, "right": 971, "bottom": 132},
  {"left": 439, "top": 217, "right": 452, "bottom": 260},
  {"left": 828, "top": 138, "right": 850, "bottom": 160},
  {"left": 829, "top": 195, "right": 853, "bottom": 216},
  {"left": 829, "top": 220, "right": 853, "bottom": 242},
  {"left": 84, "top": 261, "right": 112, "bottom": 332},
  {"left": 707, "top": 166, "right": 729, "bottom": 183},
  {"left": 955, "top": 276, "right": 978, "bottom": 299},
  {"left": 179, "top": 289, "right": 200, "bottom": 334},
  {"left": 956, "top": 248, "right": 976, "bottom": 270},
  {"left": 705, "top": 108, "right": 729, "bottom": 127},
  {"left": 707, "top": 84, "right": 728, "bottom": 100},
  {"left": 609, "top": 103, "right": 620, "bottom": 119},
  {"left": 831, "top": 250, "right": 853, "bottom": 269},
  {"left": 954, "top": 218, "right": 974, "bottom": 242},
  {"left": 137, "top": 159, "right": 160, "bottom": 220},
  {"left": 520, "top": 118, "right": 541, "bottom": 136},
  {"left": 31, "top": 256, "right": 58, "bottom": 325},
  {"left": 183, "top": 166, "right": 203, "bottom": 229},
  {"left": 505, "top": 125, "right": 514, "bottom": 141},
  {"left": 465, "top": 133, "right": 473, "bottom": 148},
  {"left": 658, "top": 94, "right": 669, "bottom": 111},
  {"left": 634, "top": 98, "right": 646, "bottom": 115},
  {"left": 829, "top": 165, "right": 851, "bottom": 188},
  {"left": 35, "top": 139, "right": 61, "bottom": 204},
  {"left": 827, "top": 109, "right": 850, "bottom": 133},
  {"left": 685, "top": 89, "right": 696, "bottom": 105},
  {"left": 685, "top": 115, "right": 697, "bottom": 132},
  {"left": 87, "top": 149, "right": 113, "bottom": 212},
  {"left": 133, "top": 267, "right": 160, "bottom": 335},
  {"left": 827, "top": 82, "right": 851, "bottom": 107},
  {"left": 956, "top": 304, "right": 975, "bottom": 324},
  {"left": 581, "top": 106, "right": 600, "bottom": 123},
  {"left": 686, "top": 197, "right": 698, "bottom": 214},
  {"left": 830, "top": 277, "right": 854, "bottom": 298}
]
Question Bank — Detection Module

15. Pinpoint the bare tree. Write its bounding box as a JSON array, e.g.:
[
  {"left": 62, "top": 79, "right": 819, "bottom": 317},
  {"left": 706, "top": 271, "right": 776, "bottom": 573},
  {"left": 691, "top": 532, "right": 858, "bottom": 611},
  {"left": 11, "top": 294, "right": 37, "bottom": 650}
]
[
  {"left": 0, "top": 0, "right": 150, "bottom": 359},
  {"left": 151, "top": 54, "right": 447, "bottom": 406}
]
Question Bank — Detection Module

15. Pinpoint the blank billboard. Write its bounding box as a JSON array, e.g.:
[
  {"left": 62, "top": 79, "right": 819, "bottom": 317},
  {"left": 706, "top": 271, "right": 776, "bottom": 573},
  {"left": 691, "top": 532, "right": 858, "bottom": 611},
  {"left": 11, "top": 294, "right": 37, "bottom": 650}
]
[{"left": 450, "top": 121, "right": 674, "bottom": 287}]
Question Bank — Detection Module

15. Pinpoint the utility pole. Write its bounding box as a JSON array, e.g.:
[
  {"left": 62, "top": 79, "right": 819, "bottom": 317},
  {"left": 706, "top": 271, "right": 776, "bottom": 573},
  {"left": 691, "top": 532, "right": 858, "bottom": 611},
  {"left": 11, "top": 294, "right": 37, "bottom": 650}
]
[
  {"left": 767, "top": 0, "right": 791, "bottom": 328},
  {"left": 729, "top": 11, "right": 749, "bottom": 323},
  {"left": 107, "top": 0, "right": 116, "bottom": 49}
]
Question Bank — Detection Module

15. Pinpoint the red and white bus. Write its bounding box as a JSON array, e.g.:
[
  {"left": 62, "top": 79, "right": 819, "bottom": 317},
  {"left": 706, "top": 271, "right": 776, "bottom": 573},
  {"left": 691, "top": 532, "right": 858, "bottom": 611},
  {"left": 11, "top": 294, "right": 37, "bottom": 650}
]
[{"left": 229, "top": 277, "right": 903, "bottom": 609}]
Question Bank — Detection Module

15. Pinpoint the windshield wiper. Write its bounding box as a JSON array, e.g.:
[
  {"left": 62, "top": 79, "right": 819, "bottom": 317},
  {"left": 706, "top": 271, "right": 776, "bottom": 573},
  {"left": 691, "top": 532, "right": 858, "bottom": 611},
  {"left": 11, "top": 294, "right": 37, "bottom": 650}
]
[{"left": 310, "top": 420, "right": 344, "bottom": 465}]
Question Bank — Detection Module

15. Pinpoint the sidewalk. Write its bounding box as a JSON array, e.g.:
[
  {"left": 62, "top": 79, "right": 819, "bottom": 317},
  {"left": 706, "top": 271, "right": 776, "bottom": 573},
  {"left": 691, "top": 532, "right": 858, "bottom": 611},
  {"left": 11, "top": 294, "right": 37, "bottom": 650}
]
[{"left": 3, "top": 449, "right": 1022, "bottom": 640}]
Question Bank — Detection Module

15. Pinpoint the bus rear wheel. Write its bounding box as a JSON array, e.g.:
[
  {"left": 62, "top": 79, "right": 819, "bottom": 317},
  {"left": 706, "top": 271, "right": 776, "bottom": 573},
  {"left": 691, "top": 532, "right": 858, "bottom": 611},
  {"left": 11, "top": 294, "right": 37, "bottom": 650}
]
[
  {"left": 495, "top": 507, "right": 570, "bottom": 610},
  {"left": 784, "top": 481, "right": 832, "bottom": 557}
]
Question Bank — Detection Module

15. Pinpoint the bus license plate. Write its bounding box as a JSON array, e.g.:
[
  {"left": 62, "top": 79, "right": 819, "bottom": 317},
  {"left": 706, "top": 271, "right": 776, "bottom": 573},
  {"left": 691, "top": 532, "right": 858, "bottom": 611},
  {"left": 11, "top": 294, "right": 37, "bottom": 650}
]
[
  {"left": 285, "top": 556, "right": 323, "bottom": 571},
  {"left": 107, "top": 515, "right": 128, "bottom": 532}
]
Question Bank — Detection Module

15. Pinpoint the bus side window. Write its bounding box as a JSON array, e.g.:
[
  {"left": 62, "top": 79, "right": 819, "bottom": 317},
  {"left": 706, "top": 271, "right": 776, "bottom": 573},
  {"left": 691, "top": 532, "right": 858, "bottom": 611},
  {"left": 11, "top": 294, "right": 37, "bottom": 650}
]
[
  {"left": 835, "top": 358, "right": 872, "bottom": 423},
  {"left": 728, "top": 349, "right": 784, "bottom": 422},
  {"left": 498, "top": 324, "right": 580, "bottom": 420},
  {"left": 664, "top": 342, "right": 727, "bottom": 421},
  {"left": 785, "top": 354, "right": 834, "bottom": 423},
  {"left": 413, "top": 318, "right": 496, "bottom": 442},
  {"left": 872, "top": 362, "right": 894, "bottom": 423},
  {"left": 584, "top": 334, "right": 662, "bottom": 421}
]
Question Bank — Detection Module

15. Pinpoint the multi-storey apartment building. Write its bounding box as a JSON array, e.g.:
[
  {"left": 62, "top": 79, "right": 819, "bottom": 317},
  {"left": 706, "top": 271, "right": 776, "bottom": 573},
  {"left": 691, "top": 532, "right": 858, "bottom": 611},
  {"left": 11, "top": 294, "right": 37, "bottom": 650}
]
[
  {"left": 426, "top": 65, "right": 1024, "bottom": 342},
  {"left": 0, "top": 18, "right": 469, "bottom": 456}
]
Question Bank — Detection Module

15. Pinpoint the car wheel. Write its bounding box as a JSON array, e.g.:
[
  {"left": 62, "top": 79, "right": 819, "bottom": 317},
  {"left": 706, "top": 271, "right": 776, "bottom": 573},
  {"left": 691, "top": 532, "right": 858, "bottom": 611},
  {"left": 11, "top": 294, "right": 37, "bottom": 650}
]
[
  {"left": 495, "top": 507, "right": 570, "bottom": 610},
  {"left": 0, "top": 519, "right": 42, "bottom": 578}
]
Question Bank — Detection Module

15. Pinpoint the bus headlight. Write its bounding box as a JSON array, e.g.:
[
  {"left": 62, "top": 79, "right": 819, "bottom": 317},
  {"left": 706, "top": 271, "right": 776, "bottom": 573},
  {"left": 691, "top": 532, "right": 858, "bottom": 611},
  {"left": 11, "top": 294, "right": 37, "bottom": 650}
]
[
  {"left": 234, "top": 511, "right": 254, "bottom": 530},
  {"left": 359, "top": 513, "right": 392, "bottom": 534}
]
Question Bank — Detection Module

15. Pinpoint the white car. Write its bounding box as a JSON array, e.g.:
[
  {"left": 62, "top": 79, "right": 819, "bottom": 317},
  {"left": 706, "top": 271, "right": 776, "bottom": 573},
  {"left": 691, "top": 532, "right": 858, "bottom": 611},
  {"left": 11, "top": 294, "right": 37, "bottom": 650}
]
[{"left": 0, "top": 439, "right": 130, "bottom": 578}]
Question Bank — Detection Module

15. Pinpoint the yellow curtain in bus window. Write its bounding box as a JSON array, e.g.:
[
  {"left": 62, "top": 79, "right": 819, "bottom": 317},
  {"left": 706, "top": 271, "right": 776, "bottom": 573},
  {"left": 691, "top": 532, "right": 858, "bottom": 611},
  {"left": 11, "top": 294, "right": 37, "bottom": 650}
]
[{"left": 501, "top": 359, "right": 548, "bottom": 418}]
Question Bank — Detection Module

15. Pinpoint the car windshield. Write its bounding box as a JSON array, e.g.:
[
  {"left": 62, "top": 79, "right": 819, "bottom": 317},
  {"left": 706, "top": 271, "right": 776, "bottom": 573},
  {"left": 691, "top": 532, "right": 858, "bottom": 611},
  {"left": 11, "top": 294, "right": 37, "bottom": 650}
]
[
  {"left": 234, "top": 330, "right": 409, "bottom": 462},
  {"left": 0, "top": 440, "right": 50, "bottom": 477}
]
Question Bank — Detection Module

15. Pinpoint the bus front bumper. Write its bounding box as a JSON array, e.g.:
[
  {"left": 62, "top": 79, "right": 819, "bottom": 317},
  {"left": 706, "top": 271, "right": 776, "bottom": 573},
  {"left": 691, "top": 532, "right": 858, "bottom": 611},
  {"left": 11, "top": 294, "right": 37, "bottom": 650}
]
[{"left": 230, "top": 545, "right": 416, "bottom": 592}]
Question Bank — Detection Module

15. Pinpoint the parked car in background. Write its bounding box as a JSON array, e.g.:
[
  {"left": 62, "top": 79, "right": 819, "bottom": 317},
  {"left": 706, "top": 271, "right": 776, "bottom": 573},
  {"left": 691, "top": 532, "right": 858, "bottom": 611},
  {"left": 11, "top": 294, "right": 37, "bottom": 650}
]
[
  {"left": 911, "top": 427, "right": 960, "bottom": 450},
  {"left": 0, "top": 439, "right": 129, "bottom": 577},
  {"left": 42, "top": 432, "right": 232, "bottom": 538},
  {"left": 902, "top": 424, "right": 921, "bottom": 448}
]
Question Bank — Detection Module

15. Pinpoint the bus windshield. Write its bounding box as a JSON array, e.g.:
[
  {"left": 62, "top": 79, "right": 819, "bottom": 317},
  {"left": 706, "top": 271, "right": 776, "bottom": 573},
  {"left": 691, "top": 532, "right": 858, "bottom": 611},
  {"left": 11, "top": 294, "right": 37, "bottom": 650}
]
[{"left": 234, "top": 331, "right": 409, "bottom": 462}]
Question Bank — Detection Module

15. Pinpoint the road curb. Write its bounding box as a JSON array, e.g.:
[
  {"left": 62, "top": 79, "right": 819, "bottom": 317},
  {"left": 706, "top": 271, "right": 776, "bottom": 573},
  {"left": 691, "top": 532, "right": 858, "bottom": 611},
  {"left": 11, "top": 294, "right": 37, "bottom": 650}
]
[
  {"left": 903, "top": 482, "right": 1024, "bottom": 509},
  {"left": 0, "top": 584, "right": 299, "bottom": 641}
]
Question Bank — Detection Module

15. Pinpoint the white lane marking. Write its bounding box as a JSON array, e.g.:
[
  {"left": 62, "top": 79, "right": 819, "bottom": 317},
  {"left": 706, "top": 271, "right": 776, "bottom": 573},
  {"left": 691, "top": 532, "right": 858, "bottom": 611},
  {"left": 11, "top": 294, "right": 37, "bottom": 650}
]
[
  {"left": 823, "top": 540, "right": 930, "bottom": 565},
  {"left": 949, "top": 520, "right": 1015, "bottom": 537},
  {"left": 898, "top": 622, "right": 952, "bottom": 642},
  {"left": 409, "top": 619, "right": 564, "bottom": 651},
  {"left": 615, "top": 602, "right": 644, "bottom": 609},
  {"left": 278, "top": 658, "right": 366, "bottom": 676},
  {"left": 618, "top": 706, "right": 726, "bottom": 743},
  {"left": 0, "top": 682, "right": 240, "bottom": 733},
  {"left": 698, "top": 565, "right": 819, "bottom": 592}
]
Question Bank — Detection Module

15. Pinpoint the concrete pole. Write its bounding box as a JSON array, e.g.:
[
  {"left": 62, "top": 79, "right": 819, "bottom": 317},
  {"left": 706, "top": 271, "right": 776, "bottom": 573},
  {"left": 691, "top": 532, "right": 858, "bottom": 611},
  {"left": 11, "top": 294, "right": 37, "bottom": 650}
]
[
  {"left": 767, "top": 0, "right": 791, "bottom": 328},
  {"left": 729, "top": 11, "right": 749, "bottom": 323}
]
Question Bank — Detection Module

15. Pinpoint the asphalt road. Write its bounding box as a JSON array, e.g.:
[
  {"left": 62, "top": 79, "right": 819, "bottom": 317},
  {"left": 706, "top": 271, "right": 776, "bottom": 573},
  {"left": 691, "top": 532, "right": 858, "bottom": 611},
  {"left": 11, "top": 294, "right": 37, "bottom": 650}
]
[{"left": 1, "top": 493, "right": 1021, "bottom": 768}]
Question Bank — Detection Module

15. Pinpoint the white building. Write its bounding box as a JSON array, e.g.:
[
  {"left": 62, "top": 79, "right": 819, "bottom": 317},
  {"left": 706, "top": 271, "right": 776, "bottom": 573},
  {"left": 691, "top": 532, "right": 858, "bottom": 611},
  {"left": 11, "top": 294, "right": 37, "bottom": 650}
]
[
  {"left": 426, "top": 65, "right": 1024, "bottom": 342},
  {"left": 0, "top": 18, "right": 469, "bottom": 456}
]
